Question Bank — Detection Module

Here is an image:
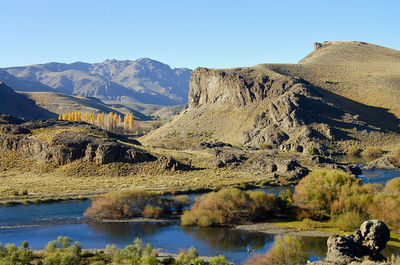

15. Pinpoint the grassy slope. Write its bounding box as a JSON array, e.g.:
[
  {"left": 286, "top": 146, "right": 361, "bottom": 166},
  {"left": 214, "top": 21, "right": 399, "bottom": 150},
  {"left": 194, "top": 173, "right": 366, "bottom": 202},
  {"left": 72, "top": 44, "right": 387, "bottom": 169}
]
[{"left": 267, "top": 41, "right": 400, "bottom": 127}]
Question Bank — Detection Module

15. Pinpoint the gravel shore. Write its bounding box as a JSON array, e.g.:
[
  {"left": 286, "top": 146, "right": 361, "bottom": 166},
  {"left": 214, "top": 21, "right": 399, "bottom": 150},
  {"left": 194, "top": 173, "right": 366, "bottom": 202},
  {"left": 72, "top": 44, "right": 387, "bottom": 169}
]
[{"left": 235, "top": 222, "right": 336, "bottom": 237}]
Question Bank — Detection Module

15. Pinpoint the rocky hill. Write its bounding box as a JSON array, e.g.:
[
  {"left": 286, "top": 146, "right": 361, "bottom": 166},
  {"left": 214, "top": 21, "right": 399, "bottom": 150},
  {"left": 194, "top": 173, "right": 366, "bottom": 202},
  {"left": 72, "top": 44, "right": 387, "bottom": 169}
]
[
  {"left": 141, "top": 41, "right": 400, "bottom": 152},
  {"left": 2, "top": 58, "right": 192, "bottom": 106},
  {"left": 0, "top": 82, "right": 56, "bottom": 120}
]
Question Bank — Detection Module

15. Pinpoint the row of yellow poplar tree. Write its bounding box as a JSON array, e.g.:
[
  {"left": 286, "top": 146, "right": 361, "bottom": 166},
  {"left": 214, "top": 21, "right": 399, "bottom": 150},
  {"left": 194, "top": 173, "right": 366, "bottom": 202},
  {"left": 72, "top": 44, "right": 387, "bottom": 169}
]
[{"left": 58, "top": 111, "right": 134, "bottom": 133}]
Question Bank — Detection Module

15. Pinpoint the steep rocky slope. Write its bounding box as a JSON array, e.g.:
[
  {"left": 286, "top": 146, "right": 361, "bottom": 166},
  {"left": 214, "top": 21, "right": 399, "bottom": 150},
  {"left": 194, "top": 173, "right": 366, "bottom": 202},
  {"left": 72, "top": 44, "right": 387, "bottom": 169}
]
[
  {"left": 141, "top": 41, "right": 400, "bottom": 151},
  {"left": 2, "top": 58, "right": 192, "bottom": 105},
  {"left": 0, "top": 82, "right": 56, "bottom": 120}
]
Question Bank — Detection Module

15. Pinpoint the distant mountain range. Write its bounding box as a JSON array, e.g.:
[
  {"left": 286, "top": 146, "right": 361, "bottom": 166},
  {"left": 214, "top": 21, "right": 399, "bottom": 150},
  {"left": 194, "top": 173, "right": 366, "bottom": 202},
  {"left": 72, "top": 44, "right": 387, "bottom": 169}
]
[{"left": 1, "top": 58, "right": 192, "bottom": 106}]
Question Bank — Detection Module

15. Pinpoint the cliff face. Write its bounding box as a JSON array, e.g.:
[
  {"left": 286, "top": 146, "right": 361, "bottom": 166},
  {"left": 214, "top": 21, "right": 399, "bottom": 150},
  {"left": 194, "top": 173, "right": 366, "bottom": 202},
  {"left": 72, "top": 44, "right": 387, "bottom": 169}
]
[
  {"left": 189, "top": 67, "right": 297, "bottom": 108},
  {"left": 187, "top": 66, "right": 346, "bottom": 150}
]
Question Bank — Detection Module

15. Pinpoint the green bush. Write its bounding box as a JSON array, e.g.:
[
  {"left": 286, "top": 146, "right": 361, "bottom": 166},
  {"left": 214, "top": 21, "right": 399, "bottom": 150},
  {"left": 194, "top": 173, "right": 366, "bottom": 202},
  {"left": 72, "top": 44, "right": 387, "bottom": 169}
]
[
  {"left": 105, "top": 238, "right": 157, "bottom": 265},
  {"left": 209, "top": 255, "right": 229, "bottom": 265},
  {"left": 362, "top": 147, "right": 383, "bottom": 158},
  {"left": 181, "top": 188, "right": 278, "bottom": 226},
  {"left": 332, "top": 211, "right": 365, "bottom": 231},
  {"left": 0, "top": 242, "right": 32, "bottom": 265},
  {"left": 293, "top": 170, "right": 359, "bottom": 218},
  {"left": 277, "top": 189, "right": 294, "bottom": 208},
  {"left": 176, "top": 247, "right": 201, "bottom": 265},
  {"left": 45, "top": 236, "right": 72, "bottom": 251},
  {"left": 245, "top": 235, "right": 308, "bottom": 265},
  {"left": 307, "top": 146, "right": 320, "bottom": 155}
]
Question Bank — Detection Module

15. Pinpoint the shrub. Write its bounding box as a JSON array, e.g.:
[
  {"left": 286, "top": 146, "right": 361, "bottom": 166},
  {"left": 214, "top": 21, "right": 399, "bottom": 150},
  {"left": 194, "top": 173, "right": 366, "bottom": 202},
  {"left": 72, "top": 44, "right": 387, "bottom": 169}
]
[
  {"left": 181, "top": 188, "right": 277, "bottom": 226},
  {"left": 362, "top": 147, "right": 383, "bottom": 158},
  {"left": 332, "top": 211, "right": 365, "bottom": 231},
  {"left": 347, "top": 145, "right": 361, "bottom": 156},
  {"left": 45, "top": 236, "right": 73, "bottom": 252},
  {"left": 244, "top": 235, "right": 308, "bottom": 265},
  {"left": 0, "top": 243, "right": 32, "bottom": 265},
  {"left": 330, "top": 183, "right": 379, "bottom": 215},
  {"left": 84, "top": 190, "right": 187, "bottom": 219},
  {"left": 142, "top": 205, "right": 164, "bottom": 218},
  {"left": 307, "top": 146, "right": 320, "bottom": 155},
  {"left": 385, "top": 177, "right": 400, "bottom": 193},
  {"left": 43, "top": 242, "right": 82, "bottom": 265},
  {"left": 293, "top": 170, "right": 358, "bottom": 218},
  {"left": 368, "top": 193, "right": 400, "bottom": 231},
  {"left": 12, "top": 190, "right": 19, "bottom": 196},
  {"left": 301, "top": 218, "right": 320, "bottom": 229},
  {"left": 176, "top": 247, "right": 203, "bottom": 265},
  {"left": 277, "top": 189, "right": 293, "bottom": 209},
  {"left": 105, "top": 238, "right": 157, "bottom": 265},
  {"left": 22, "top": 189, "right": 28, "bottom": 196},
  {"left": 209, "top": 255, "right": 229, "bottom": 265}
]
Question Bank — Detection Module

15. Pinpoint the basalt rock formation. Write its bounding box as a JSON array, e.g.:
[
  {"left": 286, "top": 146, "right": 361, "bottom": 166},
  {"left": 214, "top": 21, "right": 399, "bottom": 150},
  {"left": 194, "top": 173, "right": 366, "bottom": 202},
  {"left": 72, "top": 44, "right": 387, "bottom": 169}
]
[
  {"left": 0, "top": 119, "right": 157, "bottom": 166},
  {"left": 313, "top": 220, "right": 391, "bottom": 265}
]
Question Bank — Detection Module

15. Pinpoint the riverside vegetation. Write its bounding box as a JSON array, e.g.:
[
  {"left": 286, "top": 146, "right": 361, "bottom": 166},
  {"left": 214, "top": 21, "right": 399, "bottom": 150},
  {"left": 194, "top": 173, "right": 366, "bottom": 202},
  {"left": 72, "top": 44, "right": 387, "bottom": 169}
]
[
  {"left": 83, "top": 170, "right": 400, "bottom": 234},
  {"left": 0, "top": 236, "right": 229, "bottom": 265}
]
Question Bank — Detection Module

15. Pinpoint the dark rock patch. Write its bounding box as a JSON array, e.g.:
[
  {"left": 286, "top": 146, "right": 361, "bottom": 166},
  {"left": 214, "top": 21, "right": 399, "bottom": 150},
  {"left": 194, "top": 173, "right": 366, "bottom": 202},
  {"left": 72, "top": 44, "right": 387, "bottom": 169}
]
[{"left": 313, "top": 220, "right": 390, "bottom": 265}]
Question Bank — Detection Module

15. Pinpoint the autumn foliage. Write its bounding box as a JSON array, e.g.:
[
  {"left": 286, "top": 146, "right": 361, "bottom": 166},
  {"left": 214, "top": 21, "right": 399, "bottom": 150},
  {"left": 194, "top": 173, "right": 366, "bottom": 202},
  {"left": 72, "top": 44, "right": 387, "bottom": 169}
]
[
  {"left": 181, "top": 188, "right": 278, "bottom": 226},
  {"left": 58, "top": 111, "right": 134, "bottom": 133}
]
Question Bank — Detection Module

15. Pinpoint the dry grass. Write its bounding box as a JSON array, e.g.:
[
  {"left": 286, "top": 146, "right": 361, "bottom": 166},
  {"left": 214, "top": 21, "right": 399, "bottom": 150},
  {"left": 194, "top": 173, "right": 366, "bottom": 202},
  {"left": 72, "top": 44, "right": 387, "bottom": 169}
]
[
  {"left": 30, "top": 126, "right": 108, "bottom": 142},
  {"left": 0, "top": 150, "right": 273, "bottom": 201}
]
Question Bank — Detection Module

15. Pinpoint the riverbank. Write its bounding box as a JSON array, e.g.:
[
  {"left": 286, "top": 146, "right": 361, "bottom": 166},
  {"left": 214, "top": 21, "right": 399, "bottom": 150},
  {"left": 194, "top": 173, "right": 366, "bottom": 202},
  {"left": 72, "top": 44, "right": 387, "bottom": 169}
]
[
  {"left": 237, "top": 221, "right": 400, "bottom": 248},
  {"left": 236, "top": 222, "right": 336, "bottom": 237}
]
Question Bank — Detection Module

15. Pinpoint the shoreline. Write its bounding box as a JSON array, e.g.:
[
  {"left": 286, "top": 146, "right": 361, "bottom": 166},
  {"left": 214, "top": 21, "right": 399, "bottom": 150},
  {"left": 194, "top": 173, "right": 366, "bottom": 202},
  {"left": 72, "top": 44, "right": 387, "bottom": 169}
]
[{"left": 235, "top": 222, "right": 336, "bottom": 238}]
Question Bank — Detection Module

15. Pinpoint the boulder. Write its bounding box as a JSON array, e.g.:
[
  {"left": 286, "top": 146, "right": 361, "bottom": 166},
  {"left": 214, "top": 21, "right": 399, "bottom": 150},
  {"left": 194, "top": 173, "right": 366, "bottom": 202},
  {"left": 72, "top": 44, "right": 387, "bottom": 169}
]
[
  {"left": 157, "top": 156, "right": 189, "bottom": 171},
  {"left": 313, "top": 220, "right": 390, "bottom": 265},
  {"left": 363, "top": 156, "right": 398, "bottom": 170}
]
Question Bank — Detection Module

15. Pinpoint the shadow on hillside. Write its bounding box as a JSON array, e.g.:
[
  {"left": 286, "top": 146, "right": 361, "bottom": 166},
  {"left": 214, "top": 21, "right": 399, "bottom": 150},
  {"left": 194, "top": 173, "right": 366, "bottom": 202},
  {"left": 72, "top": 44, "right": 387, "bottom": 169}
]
[
  {"left": 315, "top": 87, "right": 400, "bottom": 134},
  {"left": 298, "top": 79, "right": 400, "bottom": 137}
]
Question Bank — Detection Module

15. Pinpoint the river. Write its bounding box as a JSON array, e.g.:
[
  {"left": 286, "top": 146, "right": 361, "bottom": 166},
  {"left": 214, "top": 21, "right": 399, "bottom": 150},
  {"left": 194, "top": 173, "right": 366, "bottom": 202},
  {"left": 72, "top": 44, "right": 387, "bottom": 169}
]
[{"left": 1, "top": 169, "right": 399, "bottom": 264}]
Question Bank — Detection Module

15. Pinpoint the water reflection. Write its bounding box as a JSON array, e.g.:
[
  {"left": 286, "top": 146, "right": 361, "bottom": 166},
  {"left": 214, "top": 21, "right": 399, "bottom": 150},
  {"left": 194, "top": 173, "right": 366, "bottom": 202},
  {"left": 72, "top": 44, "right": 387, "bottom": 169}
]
[
  {"left": 86, "top": 221, "right": 174, "bottom": 238},
  {"left": 181, "top": 226, "right": 274, "bottom": 250},
  {"left": 300, "top": 236, "right": 327, "bottom": 259}
]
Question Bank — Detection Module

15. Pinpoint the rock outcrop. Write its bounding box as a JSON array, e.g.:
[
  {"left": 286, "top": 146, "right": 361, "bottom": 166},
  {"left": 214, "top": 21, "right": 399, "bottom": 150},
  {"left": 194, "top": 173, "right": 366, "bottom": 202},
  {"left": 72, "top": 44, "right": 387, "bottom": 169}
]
[
  {"left": 313, "top": 220, "right": 391, "bottom": 265},
  {"left": 363, "top": 156, "right": 399, "bottom": 170},
  {"left": 0, "top": 119, "right": 156, "bottom": 166},
  {"left": 188, "top": 66, "right": 378, "bottom": 150}
]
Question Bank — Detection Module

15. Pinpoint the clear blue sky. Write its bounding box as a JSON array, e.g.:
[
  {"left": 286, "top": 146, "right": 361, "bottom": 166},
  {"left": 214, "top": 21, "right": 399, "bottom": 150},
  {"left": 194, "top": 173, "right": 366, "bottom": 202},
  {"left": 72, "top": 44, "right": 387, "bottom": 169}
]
[{"left": 1, "top": 0, "right": 399, "bottom": 69}]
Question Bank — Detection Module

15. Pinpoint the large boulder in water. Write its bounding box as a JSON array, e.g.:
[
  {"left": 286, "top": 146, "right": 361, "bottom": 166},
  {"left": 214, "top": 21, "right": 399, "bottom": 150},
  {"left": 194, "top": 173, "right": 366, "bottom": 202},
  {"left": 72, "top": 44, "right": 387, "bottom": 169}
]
[{"left": 313, "top": 220, "right": 390, "bottom": 265}]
